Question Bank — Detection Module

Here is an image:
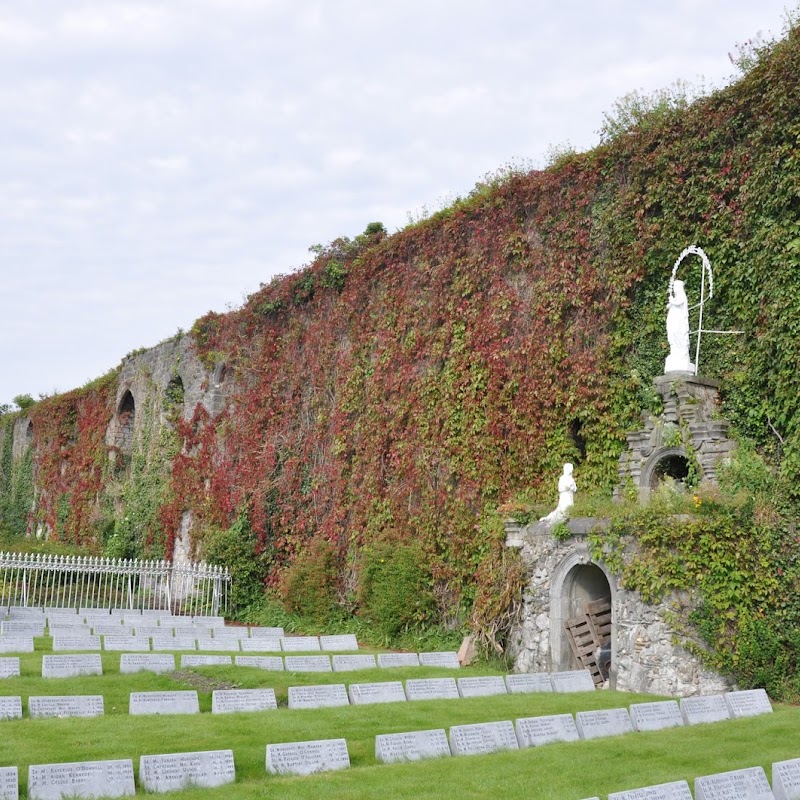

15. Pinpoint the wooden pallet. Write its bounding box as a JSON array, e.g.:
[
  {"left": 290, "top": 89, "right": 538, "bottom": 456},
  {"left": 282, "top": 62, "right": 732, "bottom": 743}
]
[{"left": 564, "top": 597, "right": 612, "bottom": 688}]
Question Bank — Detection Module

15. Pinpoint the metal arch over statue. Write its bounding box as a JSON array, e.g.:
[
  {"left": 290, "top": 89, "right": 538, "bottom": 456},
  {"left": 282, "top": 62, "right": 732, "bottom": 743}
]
[{"left": 665, "top": 244, "right": 713, "bottom": 375}]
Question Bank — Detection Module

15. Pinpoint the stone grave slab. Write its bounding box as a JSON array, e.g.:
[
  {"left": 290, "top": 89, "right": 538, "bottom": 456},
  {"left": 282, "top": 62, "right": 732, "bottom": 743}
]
[
  {"left": 120, "top": 654, "right": 176, "bottom": 674},
  {"left": 235, "top": 655, "right": 284, "bottom": 671},
  {"left": 285, "top": 655, "right": 332, "bottom": 672},
  {"left": 129, "top": 691, "right": 200, "bottom": 715},
  {"left": 280, "top": 636, "right": 321, "bottom": 652},
  {"left": 375, "top": 730, "right": 450, "bottom": 764},
  {"left": 139, "top": 750, "right": 235, "bottom": 793},
  {"left": 0, "top": 657, "right": 20, "bottom": 678},
  {"left": 377, "top": 653, "right": 420, "bottom": 668},
  {"left": 48, "top": 624, "right": 91, "bottom": 635},
  {"left": 630, "top": 700, "right": 684, "bottom": 732},
  {"left": 44, "top": 607, "right": 77, "bottom": 615},
  {"left": 550, "top": 669, "right": 596, "bottom": 693},
  {"left": 47, "top": 614, "right": 83, "bottom": 627},
  {"left": 405, "top": 678, "right": 459, "bottom": 701},
  {"left": 172, "top": 625, "right": 207, "bottom": 637},
  {"left": 0, "top": 637, "right": 33, "bottom": 653},
  {"left": 575, "top": 708, "right": 634, "bottom": 740},
  {"left": 104, "top": 635, "right": 149, "bottom": 652},
  {"left": 679, "top": 694, "right": 731, "bottom": 725},
  {"left": 725, "top": 688, "right": 773, "bottom": 719},
  {"left": 132, "top": 625, "right": 162, "bottom": 637},
  {"left": 266, "top": 739, "right": 350, "bottom": 776},
  {"left": 1, "top": 621, "right": 44, "bottom": 636},
  {"left": 457, "top": 676, "right": 508, "bottom": 698},
  {"left": 249, "top": 626, "right": 284, "bottom": 638},
  {"left": 181, "top": 655, "right": 233, "bottom": 667},
  {"left": 773, "top": 757, "right": 800, "bottom": 800},
  {"left": 196, "top": 637, "right": 240, "bottom": 652},
  {"left": 0, "top": 696, "right": 22, "bottom": 720},
  {"left": 348, "top": 681, "right": 407, "bottom": 706},
  {"left": 8, "top": 607, "right": 44, "bottom": 618},
  {"left": 194, "top": 615, "right": 225, "bottom": 626},
  {"left": 449, "top": 720, "right": 519, "bottom": 756},
  {"left": 27, "top": 759, "right": 134, "bottom": 800},
  {"left": 152, "top": 636, "right": 196, "bottom": 651},
  {"left": 0, "top": 767, "right": 17, "bottom": 800},
  {"left": 92, "top": 624, "right": 135, "bottom": 636},
  {"left": 211, "top": 626, "right": 249, "bottom": 637},
  {"left": 695, "top": 766, "right": 775, "bottom": 800},
  {"left": 240, "top": 637, "right": 281, "bottom": 653},
  {"left": 332, "top": 654, "right": 376, "bottom": 672},
  {"left": 418, "top": 652, "right": 460, "bottom": 669},
  {"left": 505, "top": 673, "right": 554, "bottom": 693},
  {"left": 42, "top": 654, "right": 103, "bottom": 678},
  {"left": 212, "top": 689, "right": 278, "bottom": 713},
  {"left": 608, "top": 780, "right": 694, "bottom": 800},
  {"left": 29, "top": 695, "right": 104, "bottom": 718},
  {"left": 288, "top": 684, "right": 349, "bottom": 709},
  {"left": 52, "top": 635, "right": 101, "bottom": 652},
  {"left": 515, "top": 714, "right": 580, "bottom": 747},
  {"left": 320, "top": 634, "right": 359, "bottom": 651}
]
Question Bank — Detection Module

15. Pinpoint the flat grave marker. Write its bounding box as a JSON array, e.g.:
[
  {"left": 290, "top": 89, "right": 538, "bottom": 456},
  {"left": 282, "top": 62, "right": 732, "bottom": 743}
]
[
  {"left": 27, "top": 759, "right": 134, "bottom": 800},
  {"left": 281, "top": 636, "right": 321, "bottom": 652},
  {"left": 266, "top": 739, "right": 350, "bottom": 776},
  {"left": 285, "top": 655, "right": 332, "bottom": 672},
  {"left": 375, "top": 730, "right": 451, "bottom": 764},
  {"left": 288, "top": 684, "right": 349, "bottom": 709},
  {"left": 0, "top": 657, "right": 20, "bottom": 678},
  {"left": 629, "top": 700, "right": 684, "bottom": 732},
  {"left": 139, "top": 750, "right": 235, "bottom": 793},
  {"left": 42, "top": 654, "right": 103, "bottom": 678},
  {"left": 196, "top": 637, "right": 240, "bottom": 652},
  {"left": 181, "top": 655, "right": 232, "bottom": 668},
  {"left": 120, "top": 654, "right": 176, "bottom": 674},
  {"left": 92, "top": 624, "right": 135, "bottom": 636},
  {"left": 608, "top": 780, "right": 694, "bottom": 800},
  {"left": 505, "top": 673, "right": 553, "bottom": 693},
  {"left": 211, "top": 627, "right": 249, "bottom": 639},
  {"left": 418, "top": 652, "right": 460, "bottom": 669},
  {"left": 348, "top": 681, "right": 407, "bottom": 706},
  {"left": 515, "top": 713, "right": 580, "bottom": 747},
  {"left": 377, "top": 653, "right": 420, "bottom": 669},
  {"left": 679, "top": 694, "right": 731, "bottom": 725},
  {"left": 0, "top": 696, "right": 22, "bottom": 720},
  {"left": 129, "top": 691, "right": 200, "bottom": 716},
  {"left": 29, "top": 695, "right": 104, "bottom": 719},
  {"left": 449, "top": 720, "right": 518, "bottom": 756},
  {"left": 1, "top": 621, "right": 45, "bottom": 636},
  {"left": 104, "top": 635, "right": 149, "bottom": 652},
  {"left": 575, "top": 708, "right": 634, "bottom": 740},
  {"left": 8, "top": 607, "right": 44, "bottom": 618},
  {"left": 725, "top": 688, "right": 773, "bottom": 719},
  {"left": 52, "top": 635, "right": 101, "bottom": 651},
  {"left": 212, "top": 689, "right": 278, "bottom": 713},
  {"left": 235, "top": 655, "right": 284, "bottom": 671},
  {"left": 249, "top": 626, "right": 284, "bottom": 638},
  {"left": 0, "top": 637, "right": 33, "bottom": 654},
  {"left": 152, "top": 636, "right": 196, "bottom": 651},
  {"left": 773, "top": 757, "right": 800, "bottom": 800},
  {"left": 332, "top": 654, "right": 376, "bottom": 672},
  {"left": 320, "top": 634, "right": 359, "bottom": 651},
  {"left": 195, "top": 615, "right": 225, "bottom": 626},
  {"left": 457, "top": 676, "right": 507, "bottom": 698},
  {"left": 405, "top": 678, "right": 459, "bottom": 701},
  {"left": 240, "top": 637, "right": 281, "bottom": 653},
  {"left": 0, "top": 767, "right": 17, "bottom": 800},
  {"left": 695, "top": 766, "right": 775, "bottom": 800},
  {"left": 550, "top": 669, "right": 596, "bottom": 693}
]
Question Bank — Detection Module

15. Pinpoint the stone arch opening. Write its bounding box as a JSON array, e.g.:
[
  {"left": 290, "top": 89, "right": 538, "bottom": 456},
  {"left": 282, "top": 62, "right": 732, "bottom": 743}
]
[
  {"left": 116, "top": 390, "right": 136, "bottom": 456},
  {"left": 641, "top": 446, "right": 690, "bottom": 492},
  {"left": 25, "top": 420, "right": 33, "bottom": 445},
  {"left": 550, "top": 552, "right": 614, "bottom": 682},
  {"left": 164, "top": 376, "right": 185, "bottom": 420}
]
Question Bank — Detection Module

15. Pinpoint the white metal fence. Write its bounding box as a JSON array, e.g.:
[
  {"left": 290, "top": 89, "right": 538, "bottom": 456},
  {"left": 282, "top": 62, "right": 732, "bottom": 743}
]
[{"left": 0, "top": 552, "right": 230, "bottom": 617}]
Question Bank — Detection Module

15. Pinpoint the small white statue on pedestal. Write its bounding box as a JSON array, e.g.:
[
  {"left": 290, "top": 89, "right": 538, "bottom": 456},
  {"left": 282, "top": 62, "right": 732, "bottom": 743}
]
[
  {"left": 664, "top": 279, "right": 695, "bottom": 373},
  {"left": 540, "top": 463, "right": 577, "bottom": 525}
]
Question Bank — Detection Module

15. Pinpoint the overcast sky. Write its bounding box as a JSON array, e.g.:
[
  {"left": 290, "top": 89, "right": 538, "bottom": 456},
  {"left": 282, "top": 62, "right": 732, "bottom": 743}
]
[{"left": 0, "top": 1, "right": 794, "bottom": 406}]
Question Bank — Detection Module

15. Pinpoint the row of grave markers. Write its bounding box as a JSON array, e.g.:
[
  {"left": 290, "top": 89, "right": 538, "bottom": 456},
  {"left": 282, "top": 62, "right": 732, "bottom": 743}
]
[
  {"left": 0, "top": 678, "right": 772, "bottom": 721},
  {"left": 579, "top": 761, "right": 800, "bottom": 800}
]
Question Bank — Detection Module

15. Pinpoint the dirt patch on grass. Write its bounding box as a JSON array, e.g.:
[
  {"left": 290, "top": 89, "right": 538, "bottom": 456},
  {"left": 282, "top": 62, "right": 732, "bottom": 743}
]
[{"left": 170, "top": 669, "right": 240, "bottom": 691}]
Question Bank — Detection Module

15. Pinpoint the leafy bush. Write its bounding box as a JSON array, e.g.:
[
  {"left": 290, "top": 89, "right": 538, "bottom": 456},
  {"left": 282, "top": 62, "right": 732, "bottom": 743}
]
[{"left": 279, "top": 537, "right": 340, "bottom": 623}]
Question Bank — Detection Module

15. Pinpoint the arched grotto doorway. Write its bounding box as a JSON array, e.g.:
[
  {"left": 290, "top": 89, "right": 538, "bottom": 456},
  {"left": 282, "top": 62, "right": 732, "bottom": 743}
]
[
  {"left": 551, "top": 554, "right": 613, "bottom": 686},
  {"left": 642, "top": 446, "right": 691, "bottom": 493}
]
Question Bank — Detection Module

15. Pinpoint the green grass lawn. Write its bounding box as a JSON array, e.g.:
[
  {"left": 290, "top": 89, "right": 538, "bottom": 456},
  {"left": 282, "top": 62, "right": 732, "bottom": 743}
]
[{"left": 0, "top": 640, "right": 797, "bottom": 799}]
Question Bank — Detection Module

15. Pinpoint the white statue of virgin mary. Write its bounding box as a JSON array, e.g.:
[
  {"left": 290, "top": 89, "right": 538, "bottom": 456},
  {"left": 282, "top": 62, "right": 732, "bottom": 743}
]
[{"left": 664, "top": 279, "right": 695, "bottom": 373}]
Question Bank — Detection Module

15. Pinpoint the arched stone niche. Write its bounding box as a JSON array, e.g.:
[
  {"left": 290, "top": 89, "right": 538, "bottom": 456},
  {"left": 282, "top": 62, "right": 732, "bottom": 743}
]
[
  {"left": 549, "top": 549, "right": 615, "bottom": 680},
  {"left": 640, "top": 446, "right": 690, "bottom": 492},
  {"left": 115, "top": 390, "right": 136, "bottom": 456}
]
